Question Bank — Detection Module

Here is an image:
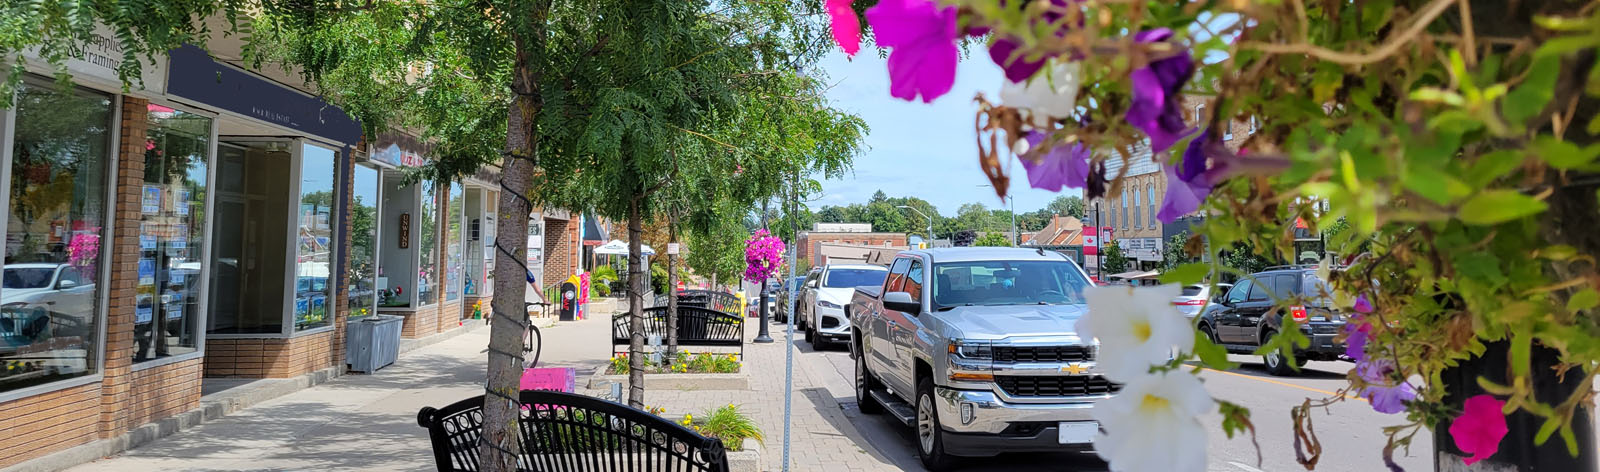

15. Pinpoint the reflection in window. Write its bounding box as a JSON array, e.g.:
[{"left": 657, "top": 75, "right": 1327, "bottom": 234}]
[
  {"left": 417, "top": 182, "right": 437, "bottom": 306},
  {"left": 348, "top": 164, "right": 378, "bottom": 319},
  {"left": 445, "top": 182, "right": 463, "bottom": 302},
  {"left": 137, "top": 105, "right": 211, "bottom": 361},
  {"left": 294, "top": 144, "right": 338, "bottom": 331},
  {"left": 2, "top": 76, "right": 111, "bottom": 391}
]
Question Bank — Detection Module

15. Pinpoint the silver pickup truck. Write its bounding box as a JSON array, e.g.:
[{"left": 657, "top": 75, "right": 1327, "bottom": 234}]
[{"left": 848, "top": 247, "right": 1113, "bottom": 470}]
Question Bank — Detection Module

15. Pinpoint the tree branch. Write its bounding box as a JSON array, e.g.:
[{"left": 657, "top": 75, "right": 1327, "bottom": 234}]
[{"left": 1238, "top": 0, "right": 1456, "bottom": 65}]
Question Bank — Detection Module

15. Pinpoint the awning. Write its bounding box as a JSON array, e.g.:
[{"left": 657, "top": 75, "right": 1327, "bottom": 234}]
[
  {"left": 582, "top": 215, "right": 608, "bottom": 246},
  {"left": 594, "top": 240, "right": 656, "bottom": 256},
  {"left": 1108, "top": 270, "right": 1160, "bottom": 280}
]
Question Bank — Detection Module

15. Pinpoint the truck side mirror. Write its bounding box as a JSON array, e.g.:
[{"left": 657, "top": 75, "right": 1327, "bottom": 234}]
[{"left": 884, "top": 291, "right": 921, "bottom": 313}]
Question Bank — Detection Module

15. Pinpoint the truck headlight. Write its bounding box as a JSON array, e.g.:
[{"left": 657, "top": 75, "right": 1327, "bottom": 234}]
[
  {"left": 948, "top": 340, "right": 994, "bottom": 381},
  {"left": 948, "top": 340, "right": 992, "bottom": 359},
  {"left": 817, "top": 300, "right": 842, "bottom": 310}
]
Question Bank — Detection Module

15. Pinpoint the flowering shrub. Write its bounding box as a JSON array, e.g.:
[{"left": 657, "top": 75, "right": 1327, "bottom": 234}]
[
  {"left": 608, "top": 353, "right": 740, "bottom": 375},
  {"left": 677, "top": 404, "right": 763, "bottom": 451},
  {"left": 829, "top": 0, "right": 1600, "bottom": 470},
  {"left": 68, "top": 232, "right": 99, "bottom": 275},
  {"left": 743, "top": 229, "right": 785, "bottom": 282}
]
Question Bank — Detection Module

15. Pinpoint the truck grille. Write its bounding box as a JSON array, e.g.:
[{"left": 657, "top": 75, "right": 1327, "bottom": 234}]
[
  {"left": 992, "top": 345, "right": 1093, "bottom": 363},
  {"left": 995, "top": 376, "right": 1120, "bottom": 397}
]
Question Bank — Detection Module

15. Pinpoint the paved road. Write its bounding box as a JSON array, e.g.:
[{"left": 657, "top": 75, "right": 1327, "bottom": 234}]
[{"left": 788, "top": 327, "right": 1435, "bottom": 472}]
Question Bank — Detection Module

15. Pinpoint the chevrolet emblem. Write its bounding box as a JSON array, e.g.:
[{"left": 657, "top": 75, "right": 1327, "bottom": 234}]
[{"left": 1060, "top": 363, "right": 1089, "bottom": 375}]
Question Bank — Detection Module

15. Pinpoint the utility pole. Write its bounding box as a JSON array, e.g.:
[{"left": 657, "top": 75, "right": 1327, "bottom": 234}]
[
  {"left": 781, "top": 166, "right": 799, "bottom": 472},
  {"left": 754, "top": 199, "right": 774, "bottom": 343},
  {"left": 897, "top": 205, "right": 933, "bottom": 248},
  {"left": 1094, "top": 200, "right": 1103, "bottom": 278}
]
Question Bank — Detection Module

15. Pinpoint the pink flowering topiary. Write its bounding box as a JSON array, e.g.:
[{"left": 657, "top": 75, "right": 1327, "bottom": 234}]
[{"left": 744, "top": 229, "right": 785, "bottom": 282}]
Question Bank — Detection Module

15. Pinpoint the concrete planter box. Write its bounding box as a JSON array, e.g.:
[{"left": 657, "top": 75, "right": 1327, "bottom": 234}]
[
  {"left": 727, "top": 438, "right": 762, "bottom": 472},
  {"left": 585, "top": 366, "right": 748, "bottom": 391}
]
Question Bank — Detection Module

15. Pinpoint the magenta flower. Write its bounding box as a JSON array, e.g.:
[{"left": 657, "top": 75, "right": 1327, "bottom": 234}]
[
  {"left": 1344, "top": 321, "right": 1371, "bottom": 360},
  {"left": 1019, "top": 131, "right": 1090, "bottom": 191},
  {"left": 1354, "top": 293, "right": 1374, "bottom": 313},
  {"left": 745, "top": 230, "right": 786, "bottom": 281},
  {"left": 866, "top": 0, "right": 960, "bottom": 103},
  {"left": 1449, "top": 395, "right": 1509, "bottom": 465},
  {"left": 990, "top": 39, "right": 1047, "bottom": 83},
  {"left": 826, "top": 0, "right": 861, "bottom": 57},
  {"left": 1125, "top": 28, "right": 1195, "bottom": 153}
]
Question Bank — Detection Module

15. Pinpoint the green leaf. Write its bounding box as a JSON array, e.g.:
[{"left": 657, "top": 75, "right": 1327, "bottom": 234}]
[
  {"left": 1562, "top": 423, "right": 1581, "bottom": 456},
  {"left": 1195, "top": 329, "right": 1238, "bottom": 370},
  {"left": 1535, "top": 415, "right": 1562, "bottom": 445},
  {"left": 1535, "top": 34, "right": 1600, "bottom": 58},
  {"left": 1466, "top": 150, "right": 1525, "bottom": 187},
  {"left": 1458, "top": 190, "right": 1548, "bottom": 225},
  {"left": 1532, "top": 136, "right": 1600, "bottom": 169},
  {"left": 1511, "top": 330, "right": 1531, "bottom": 378},
  {"left": 1219, "top": 401, "right": 1253, "bottom": 440},
  {"left": 1567, "top": 288, "right": 1599, "bottom": 313},
  {"left": 1411, "top": 87, "right": 1465, "bottom": 106},
  {"left": 1161, "top": 263, "right": 1211, "bottom": 285},
  {"left": 1404, "top": 166, "right": 1471, "bottom": 205},
  {"left": 1505, "top": 55, "right": 1560, "bottom": 125},
  {"left": 1535, "top": 14, "right": 1600, "bottom": 31}
]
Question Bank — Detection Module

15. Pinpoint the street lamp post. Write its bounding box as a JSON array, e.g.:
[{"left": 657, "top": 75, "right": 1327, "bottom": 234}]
[
  {"left": 896, "top": 205, "right": 934, "bottom": 248},
  {"left": 977, "top": 184, "right": 1018, "bottom": 246}
]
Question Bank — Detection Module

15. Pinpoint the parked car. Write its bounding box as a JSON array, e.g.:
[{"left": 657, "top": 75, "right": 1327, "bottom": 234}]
[
  {"left": 773, "top": 275, "right": 805, "bottom": 323},
  {"left": 1, "top": 263, "right": 97, "bottom": 346},
  {"left": 797, "top": 264, "right": 888, "bottom": 349},
  {"left": 1196, "top": 266, "right": 1345, "bottom": 376},
  {"left": 848, "top": 247, "right": 1104, "bottom": 470},
  {"left": 1171, "top": 283, "right": 1231, "bottom": 317}
]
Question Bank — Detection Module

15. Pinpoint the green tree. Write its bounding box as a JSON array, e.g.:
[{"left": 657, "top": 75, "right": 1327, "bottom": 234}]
[
  {"left": 1161, "top": 231, "right": 1194, "bottom": 272},
  {"left": 1045, "top": 195, "right": 1087, "bottom": 218},
  {"left": 1219, "top": 243, "right": 1273, "bottom": 282},
  {"left": 974, "top": 232, "right": 1011, "bottom": 247},
  {"left": 1101, "top": 241, "right": 1130, "bottom": 275}
]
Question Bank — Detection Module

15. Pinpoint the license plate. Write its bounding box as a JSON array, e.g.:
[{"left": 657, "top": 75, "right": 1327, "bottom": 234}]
[{"left": 1057, "top": 421, "right": 1098, "bottom": 444}]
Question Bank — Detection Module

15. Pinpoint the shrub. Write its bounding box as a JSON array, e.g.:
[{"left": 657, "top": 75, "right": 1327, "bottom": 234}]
[{"left": 697, "top": 404, "right": 762, "bottom": 450}]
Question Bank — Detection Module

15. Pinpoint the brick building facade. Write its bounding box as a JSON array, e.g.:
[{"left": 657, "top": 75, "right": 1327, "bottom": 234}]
[{"left": 797, "top": 230, "right": 909, "bottom": 268}]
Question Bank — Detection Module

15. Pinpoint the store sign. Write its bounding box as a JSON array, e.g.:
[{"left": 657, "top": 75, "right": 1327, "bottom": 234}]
[
  {"left": 667, "top": 243, "right": 680, "bottom": 255},
  {"left": 14, "top": 23, "right": 168, "bottom": 93},
  {"left": 166, "top": 44, "right": 360, "bottom": 145},
  {"left": 398, "top": 213, "right": 411, "bottom": 249},
  {"left": 1116, "top": 237, "right": 1164, "bottom": 261}
]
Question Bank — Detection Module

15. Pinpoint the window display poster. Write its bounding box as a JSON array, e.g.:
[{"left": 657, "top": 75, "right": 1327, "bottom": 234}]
[
  {"left": 141, "top": 185, "right": 161, "bottom": 214},
  {"left": 138, "top": 258, "right": 156, "bottom": 287},
  {"left": 139, "top": 223, "right": 157, "bottom": 250},
  {"left": 176, "top": 190, "right": 190, "bottom": 215},
  {"left": 136, "top": 295, "right": 154, "bottom": 324},
  {"left": 171, "top": 224, "right": 188, "bottom": 250}
]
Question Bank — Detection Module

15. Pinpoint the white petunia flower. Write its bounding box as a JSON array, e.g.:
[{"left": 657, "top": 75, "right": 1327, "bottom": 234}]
[
  {"left": 1092, "top": 370, "right": 1214, "bottom": 472},
  {"left": 1076, "top": 284, "right": 1193, "bottom": 381},
  {"left": 1000, "top": 60, "right": 1082, "bottom": 129}
]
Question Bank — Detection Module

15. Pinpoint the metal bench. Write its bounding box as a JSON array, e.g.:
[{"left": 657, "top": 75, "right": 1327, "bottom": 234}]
[
  {"left": 417, "top": 390, "right": 729, "bottom": 471},
  {"left": 673, "top": 290, "right": 741, "bottom": 315},
  {"left": 611, "top": 306, "right": 744, "bottom": 358}
]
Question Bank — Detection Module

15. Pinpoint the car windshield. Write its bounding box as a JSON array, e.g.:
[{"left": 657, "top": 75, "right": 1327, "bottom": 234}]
[
  {"left": 1181, "top": 285, "right": 1205, "bottom": 297},
  {"left": 823, "top": 268, "right": 887, "bottom": 288},
  {"left": 3, "top": 267, "right": 56, "bottom": 289},
  {"left": 1302, "top": 274, "right": 1335, "bottom": 307},
  {"left": 789, "top": 277, "right": 804, "bottom": 292},
  {"left": 932, "top": 260, "right": 1090, "bottom": 307}
]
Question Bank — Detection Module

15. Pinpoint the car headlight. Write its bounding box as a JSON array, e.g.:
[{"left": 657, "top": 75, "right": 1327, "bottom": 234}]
[
  {"left": 817, "top": 300, "right": 842, "bottom": 310},
  {"left": 948, "top": 340, "right": 992, "bottom": 359},
  {"left": 947, "top": 340, "right": 993, "bottom": 381}
]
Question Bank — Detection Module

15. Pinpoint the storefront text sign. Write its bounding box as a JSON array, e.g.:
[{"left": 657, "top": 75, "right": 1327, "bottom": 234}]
[
  {"left": 14, "top": 23, "right": 167, "bottom": 94},
  {"left": 398, "top": 213, "right": 411, "bottom": 249},
  {"left": 667, "top": 243, "right": 680, "bottom": 255},
  {"left": 165, "top": 44, "right": 360, "bottom": 145}
]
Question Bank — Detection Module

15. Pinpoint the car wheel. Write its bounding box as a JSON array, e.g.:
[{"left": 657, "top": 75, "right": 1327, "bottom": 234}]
[
  {"left": 916, "top": 377, "right": 956, "bottom": 471},
  {"left": 1262, "top": 330, "right": 1298, "bottom": 376},
  {"left": 856, "top": 348, "right": 883, "bottom": 415},
  {"left": 804, "top": 323, "right": 814, "bottom": 344},
  {"left": 1199, "top": 324, "right": 1218, "bottom": 345}
]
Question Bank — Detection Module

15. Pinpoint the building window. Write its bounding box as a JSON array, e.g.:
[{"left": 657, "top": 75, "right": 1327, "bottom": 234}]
[
  {"left": 1121, "top": 189, "right": 1130, "bottom": 230},
  {"left": 445, "top": 182, "right": 463, "bottom": 302},
  {"left": 417, "top": 182, "right": 437, "bottom": 306},
  {"left": 1148, "top": 186, "right": 1158, "bottom": 227},
  {"left": 3, "top": 75, "right": 113, "bottom": 390},
  {"left": 1132, "top": 187, "right": 1141, "bottom": 229},
  {"left": 348, "top": 164, "right": 379, "bottom": 320},
  {"left": 136, "top": 104, "right": 213, "bottom": 362},
  {"left": 293, "top": 143, "right": 338, "bottom": 331},
  {"left": 1194, "top": 104, "right": 1205, "bottom": 125},
  {"left": 1249, "top": 116, "right": 1258, "bottom": 133}
]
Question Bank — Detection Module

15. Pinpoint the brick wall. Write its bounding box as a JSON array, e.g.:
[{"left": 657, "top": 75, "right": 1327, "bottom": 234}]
[
  {"left": 125, "top": 359, "right": 203, "bottom": 428},
  {"left": 98, "top": 95, "right": 149, "bottom": 437},
  {"left": 0, "top": 384, "right": 101, "bottom": 466},
  {"left": 543, "top": 217, "right": 574, "bottom": 290},
  {"left": 203, "top": 331, "right": 337, "bottom": 378}
]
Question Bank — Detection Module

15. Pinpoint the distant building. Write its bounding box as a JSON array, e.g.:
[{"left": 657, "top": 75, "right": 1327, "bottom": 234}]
[
  {"left": 811, "top": 222, "right": 873, "bottom": 233},
  {"left": 797, "top": 223, "right": 908, "bottom": 267}
]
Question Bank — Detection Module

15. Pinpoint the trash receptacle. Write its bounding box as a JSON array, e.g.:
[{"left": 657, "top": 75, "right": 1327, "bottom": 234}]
[{"left": 347, "top": 315, "right": 404, "bottom": 373}]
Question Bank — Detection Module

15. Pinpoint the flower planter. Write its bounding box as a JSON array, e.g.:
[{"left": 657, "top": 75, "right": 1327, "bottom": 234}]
[
  {"left": 726, "top": 438, "right": 762, "bottom": 472},
  {"left": 585, "top": 366, "right": 749, "bottom": 391}
]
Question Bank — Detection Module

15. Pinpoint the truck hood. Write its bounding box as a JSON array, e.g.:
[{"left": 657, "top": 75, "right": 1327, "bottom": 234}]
[
  {"left": 1, "top": 288, "right": 52, "bottom": 305},
  {"left": 938, "top": 304, "right": 1089, "bottom": 339},
  {"left": 816, "top": 288, "right": 857, "bottom": 305}
]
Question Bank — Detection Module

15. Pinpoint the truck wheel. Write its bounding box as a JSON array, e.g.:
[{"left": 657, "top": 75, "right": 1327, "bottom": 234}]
[
  {"left": 856, "top": 350, "right": 883, "bottom": 415},
  {"left": 1262, "top": 330, "right": 1304, "bottom": 376},
  {"left": 916, "top": 378, "right": 956, "bottom": 471}
]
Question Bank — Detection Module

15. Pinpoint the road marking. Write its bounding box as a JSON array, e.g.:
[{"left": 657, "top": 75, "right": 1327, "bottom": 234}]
[
  {"left": 1201, "top": 368, "right": 1366, "bottom": 402},
  {"left": 1229, "top": 460, "right": 1266, "bottom": 472}
]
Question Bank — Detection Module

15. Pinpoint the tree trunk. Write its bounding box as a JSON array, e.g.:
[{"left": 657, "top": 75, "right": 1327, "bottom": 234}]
[
  {"left": 667, "top": 213, "right": 679, "bottom": 360},
  {"left": 627, "top": 199, "right": 647, "bottom": 408},
  {"left": 479, "top": 54, "right": 541, "bottom": 472}
]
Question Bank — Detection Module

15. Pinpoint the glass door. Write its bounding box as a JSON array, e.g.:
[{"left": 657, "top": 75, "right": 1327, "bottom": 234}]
[
  {"left": 291, "top": 141, "right": 338, "bottom": 332},
  {"left": 348, "top": 163, "right": 379, "bottom": 319}
]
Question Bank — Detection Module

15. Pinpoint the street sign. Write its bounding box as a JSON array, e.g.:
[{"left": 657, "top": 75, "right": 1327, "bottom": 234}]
[{"left": 667, "top": 243, "right": 680, "bottom": 255}]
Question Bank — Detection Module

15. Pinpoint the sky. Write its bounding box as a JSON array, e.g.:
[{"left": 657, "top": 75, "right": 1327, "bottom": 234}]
[{"left": 810, "top": 47, "right": 1080, "bottom": 218}]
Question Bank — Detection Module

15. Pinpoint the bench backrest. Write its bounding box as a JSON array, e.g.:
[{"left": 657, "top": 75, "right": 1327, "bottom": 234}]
[
  {"left": 611, "top": 306, "right": 743, "bottom": 345},
  {"left": 417, "top": 390, "right": 730, "bottom": 472},
  {"left": 675, "top": 290, "right": 741, "bottom": 315}
]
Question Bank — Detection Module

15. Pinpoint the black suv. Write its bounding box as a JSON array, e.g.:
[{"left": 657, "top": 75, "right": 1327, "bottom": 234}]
[{"left": 1196, "top": 266, "right": 1347, "bottom": 376}]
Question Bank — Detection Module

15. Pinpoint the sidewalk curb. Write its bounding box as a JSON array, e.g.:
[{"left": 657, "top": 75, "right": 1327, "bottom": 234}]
[{"left": 5, "top": 322, "right": 484, "bottom": 472}]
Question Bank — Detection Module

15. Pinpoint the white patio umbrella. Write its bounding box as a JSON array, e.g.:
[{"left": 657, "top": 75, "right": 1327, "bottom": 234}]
[{"left": 593, "top": 239, "right": 656, "bottom": 256}]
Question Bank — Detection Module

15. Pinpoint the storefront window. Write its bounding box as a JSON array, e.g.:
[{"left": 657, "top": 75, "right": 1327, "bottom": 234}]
[
  {"left": 2, "top": 76, "right": 112, "bottom": 391},
  {"left": 348, "top": 164, "right": 378, "bottom": 319},
  {"left": 294, "top": 143, "right": 338, "bottom": 331},
  {"left": 137, "top": 105, "right": 211, "bottom": 362},
  {"left": 417, "top": 182, "right": 437, "bottom": 306},
  {"left": 445, "top": 182, "right": 463, "bottom": 302},
  {"left": 209, "top": 141, "right": 291, "bottom": 334}
]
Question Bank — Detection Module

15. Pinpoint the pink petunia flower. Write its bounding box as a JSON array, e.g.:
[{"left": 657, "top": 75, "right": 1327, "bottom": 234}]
[
  {"left": 1449, "top": 394, "right": 1509, "bottom": 465},
  {"left": 866, "top": 0, "right": 960, "bottom": 103},
  {"left": 826, "top": 0, "right": 861, "bottom": 57}
]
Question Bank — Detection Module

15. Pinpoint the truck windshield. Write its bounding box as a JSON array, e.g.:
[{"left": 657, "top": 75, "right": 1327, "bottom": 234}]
[
  {"left": 931, "top": 260, "right": 1090, "bottom": 307},
  {"left": 3, "top": 267, "right": 56, "bottom": 289},
  {"left": 823, "top": 268, "right": 888, "bottom": 288}
]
